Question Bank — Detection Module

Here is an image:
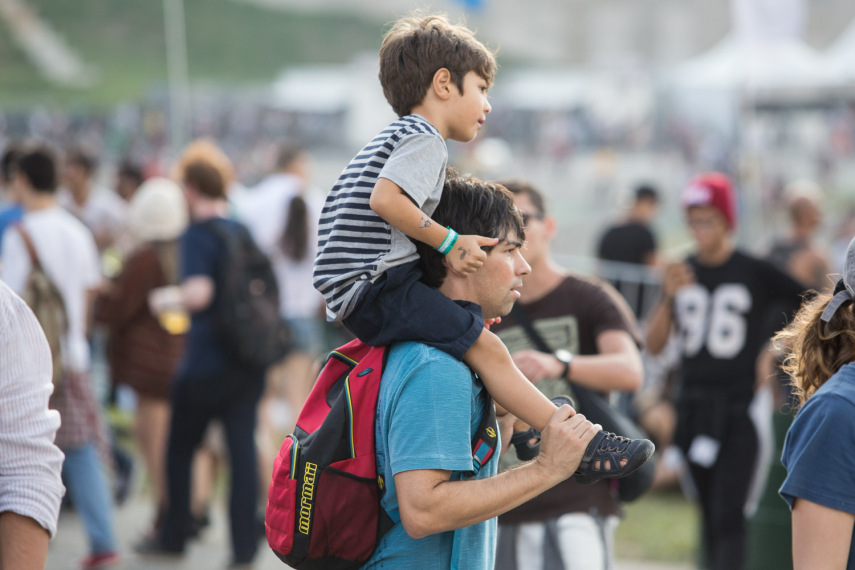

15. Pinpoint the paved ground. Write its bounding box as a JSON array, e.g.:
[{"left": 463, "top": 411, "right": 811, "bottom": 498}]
[{"left": 46, "top": 494, "right": 693, "bottom": 570}]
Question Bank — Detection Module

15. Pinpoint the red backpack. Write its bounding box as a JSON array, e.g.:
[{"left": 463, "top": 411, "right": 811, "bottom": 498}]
[{"left": 266, "top": 338, "right": 498, "bottom": 569}]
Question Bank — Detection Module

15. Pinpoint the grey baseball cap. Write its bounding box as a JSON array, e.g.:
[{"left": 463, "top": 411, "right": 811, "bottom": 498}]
[{"left": 821, "top": 235, "right": 855, "bottom": 322}]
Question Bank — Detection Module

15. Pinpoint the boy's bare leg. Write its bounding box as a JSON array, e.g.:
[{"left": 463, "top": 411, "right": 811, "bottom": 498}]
[
  {"left": 465, "top": 329, "right": 631, "bottom": 470},
  {"left": 465, "top": 328, "right": 571, "bottom": 431}
]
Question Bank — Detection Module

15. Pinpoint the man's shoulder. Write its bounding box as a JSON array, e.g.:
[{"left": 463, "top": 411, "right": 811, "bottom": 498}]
[
  {"left": 549, "top": 273, "right": 616, "bottom": 306},
  {"left": 25, "top": 207, "right": 87, "bottom": 236},
  {"left": 387, "top": 341, "right": 462, "bottom": 367},
  {"left": 384, "top": 342, "right": 469, "bottom": 383}
]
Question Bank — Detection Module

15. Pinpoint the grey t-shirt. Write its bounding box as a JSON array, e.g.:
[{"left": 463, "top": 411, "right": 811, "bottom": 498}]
[
  {"left": 374, "top": 133, "right": 448, "bottom": 276},
  {"left": 313, "top": 114, "right": 447, "bottom": 320}
]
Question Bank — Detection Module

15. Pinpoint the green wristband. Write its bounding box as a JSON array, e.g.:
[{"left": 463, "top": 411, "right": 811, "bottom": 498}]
[{"left": 436, "top": 227, "right": 459, "bottom": 255}]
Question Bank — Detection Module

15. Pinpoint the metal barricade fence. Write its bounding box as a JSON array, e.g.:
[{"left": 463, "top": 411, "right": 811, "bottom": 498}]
[{"left": 553, "top": 255, "right": 663, "bottom": 321}]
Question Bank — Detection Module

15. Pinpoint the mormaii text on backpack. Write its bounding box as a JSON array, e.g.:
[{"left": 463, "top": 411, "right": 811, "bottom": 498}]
[
  {"left": 16, "top": 225, "right": 67, "bottom": 385},
  {"left": 203, "top": 219, "right": 292, "bottom": 370},
  {"left": 266, "top": 338, "right": 498, "bottom": 569}
]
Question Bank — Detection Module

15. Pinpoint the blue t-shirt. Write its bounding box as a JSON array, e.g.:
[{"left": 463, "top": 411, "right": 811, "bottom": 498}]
[
  {"left": 178, "top": 218, "right": 243, "bottom": 379},
  {"left": 363, "top": 342, "right": 499, "bottom": 570},
  {"left": 780, "top": 362, "right": 855, "bottom": 568},
  {"left": 0, "top": 204, "right": 24, "bottom": 250}
]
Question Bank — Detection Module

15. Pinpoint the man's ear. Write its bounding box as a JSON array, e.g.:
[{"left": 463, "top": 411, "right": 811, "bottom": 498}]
[
  {"left": 432, "top": 68, "right": 453, "bottom": 101},
  {"left": 544, "top": 215, "right": 557, "bottom": 240}
]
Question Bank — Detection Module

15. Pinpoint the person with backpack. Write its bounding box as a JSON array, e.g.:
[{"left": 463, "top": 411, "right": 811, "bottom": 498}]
[
  {"left": 361, "top": 172, "right": 602, "bottom": 569},
  {"left": 137, "top": 140, "right": 282, "bottom": 568},
  {"left": 236, "top": 141, "right": 326, "bottom": 500},
  {"left": 1, "top": 145, "right": 119, "bottom": 570}
]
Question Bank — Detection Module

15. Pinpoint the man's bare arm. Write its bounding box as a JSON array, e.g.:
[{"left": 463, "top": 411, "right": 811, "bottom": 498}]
[
  {"left": 394, "top": 407, "right": 598, "bottom": 539},
  {"left": 0, "top": 512, "right": 50, "bottom": 570}
]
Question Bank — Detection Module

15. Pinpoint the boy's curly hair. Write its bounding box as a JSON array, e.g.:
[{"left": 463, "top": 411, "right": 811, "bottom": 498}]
[
  {"left": 379, "top": 14, "right": 497, "bottom": 117},
  {"left": 774, "top": 290, "right": 855, "bottom": 410}
]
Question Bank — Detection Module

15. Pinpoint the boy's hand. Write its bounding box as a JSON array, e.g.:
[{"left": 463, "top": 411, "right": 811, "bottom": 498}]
[{"left": 446, "top": 234, "right": 498, "bottom": 275}]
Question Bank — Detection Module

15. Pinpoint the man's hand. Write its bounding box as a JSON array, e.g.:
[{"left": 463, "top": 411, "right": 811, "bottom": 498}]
[
  {"left": 535, "top": 404, "right": 599, "bottom": 483},
  {"left": 446, "top": 234, "right": 498, "bottom": 275},
  {"left": 661, "top": 261, "right": 695, "bottom": 301},
  {"left": 512, "top": 349, "right": 564, "bottom": 383}
]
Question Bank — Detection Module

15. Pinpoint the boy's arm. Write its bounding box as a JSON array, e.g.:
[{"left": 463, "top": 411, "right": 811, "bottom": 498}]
[
  {"left": 394, "top": 405, "right": 598, "bottom": 539},
  {"left": 370, "top": 178, "right": 496, "bottom": 274}
]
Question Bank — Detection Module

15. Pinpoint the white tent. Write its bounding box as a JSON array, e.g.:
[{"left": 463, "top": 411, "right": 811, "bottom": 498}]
[
  {"left": 825, "top": 18, "right": 855, "bottom": 82},
  {"left": 666, "top": 35, "right": 845, "bottom": 104}
]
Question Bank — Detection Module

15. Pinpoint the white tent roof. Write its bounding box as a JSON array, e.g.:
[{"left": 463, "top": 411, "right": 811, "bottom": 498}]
[
  {"left": 667, "top": 35, "right": 844, "bottom": 101},
  {"left": 825, "top": 18, "right": 855, "bottom": 80}
]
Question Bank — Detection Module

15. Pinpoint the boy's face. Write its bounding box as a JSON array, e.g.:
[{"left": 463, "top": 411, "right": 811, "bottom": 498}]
[{"left": 445, "top": 71, "right": 492, "bottom": 143}]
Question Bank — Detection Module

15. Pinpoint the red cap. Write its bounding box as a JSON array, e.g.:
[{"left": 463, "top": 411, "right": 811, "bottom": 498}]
[{"left": 681, "top": 173, "right": 737, "bottom": 229}]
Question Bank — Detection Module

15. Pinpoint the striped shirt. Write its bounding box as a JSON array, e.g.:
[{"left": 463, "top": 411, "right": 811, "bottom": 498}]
[
  {"left": 314, "top": 114, "right": 447, "bottom": 320},
  {"left": 0, "top": 279, "right": 65, "bottom": 538}
]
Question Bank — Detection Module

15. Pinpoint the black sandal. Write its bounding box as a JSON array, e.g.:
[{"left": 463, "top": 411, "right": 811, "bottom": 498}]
[
  {"left": 573, "top": 430, "right": 655, "bottom": 485},
  {"left": 510, "top": 426, "right": 541, "bottom": 460}
]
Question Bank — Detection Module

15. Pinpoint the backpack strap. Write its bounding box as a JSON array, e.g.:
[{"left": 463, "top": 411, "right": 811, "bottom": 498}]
[
  {"left": 470, "top": 393, "right": 498, "bottom": 476},
  {"left": 15, "top": 224, "right": 43, "bottom": 269}
]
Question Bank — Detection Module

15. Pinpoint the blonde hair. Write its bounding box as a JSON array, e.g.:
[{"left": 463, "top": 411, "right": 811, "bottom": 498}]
[
  {"left": 774, "top": 290, "right": 855, "bottom": 410},
  {"left": 378, "top": 13, "right": 497, "bottom": 117}
]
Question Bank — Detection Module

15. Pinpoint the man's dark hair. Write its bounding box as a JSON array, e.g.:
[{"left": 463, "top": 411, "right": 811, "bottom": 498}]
[
  {"left": 117, "top": 160, "right": 144, "bottom": 186},
  {"left": 418, "top": 168, "right": 524, "bottom": 288},
  {"left": 65, "top": 146, "right": 97, "bottom": 175},
  {"left": 497, "top": 179, "right": 546, "bottom": 216},
  {"left": 17, "top": 146, "right": 58, "bottom": 194},
  {"left": 634, "top": 184, "right": 659, "bottom": 203},
  {"left": 1, "top": 144, "right": 22, "bottom": 184}
]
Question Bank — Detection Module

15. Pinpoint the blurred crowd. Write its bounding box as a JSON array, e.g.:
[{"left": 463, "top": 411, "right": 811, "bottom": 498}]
[{"left": 0, "top": 110, "right": 852, "bottom": 570}]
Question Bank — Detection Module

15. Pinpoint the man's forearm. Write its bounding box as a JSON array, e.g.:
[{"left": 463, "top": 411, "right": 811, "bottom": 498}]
[
  {"left": 0, "top": 512, "right": 49, "bottom": 570},
  {"left": 395, "top": 410, "right": 595, "bottom": 540},
  {"left": 395, "top": 459, "right": 562, "bottom": 539}
]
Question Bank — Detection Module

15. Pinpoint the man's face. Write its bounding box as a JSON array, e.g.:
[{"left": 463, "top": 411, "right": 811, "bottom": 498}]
[
  {"left": 63, "top": 162, "right": 88, "bottom": 192},
  {"left": 686, "top": 206, "right": 729, "bottom": 252},
  {"left": 513, "top": 193, "right": 552, "bottom": 268},
  {"left": 115, "top": 174, "right": 139, "bottom": 202},
  {"left": 468, "top": 229, "right": 530, "bottom": 318}
]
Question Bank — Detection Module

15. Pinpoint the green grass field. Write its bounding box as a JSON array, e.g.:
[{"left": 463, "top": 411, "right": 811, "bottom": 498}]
[
  {"left": 615, "top": 488, "right": 700, "bottom": 563},
  {"left": 0, "top": 0, "right": 385, "bottom": 108}
]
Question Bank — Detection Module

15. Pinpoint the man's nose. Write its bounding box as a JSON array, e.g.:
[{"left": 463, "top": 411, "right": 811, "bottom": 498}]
[{"left": 516, "top": 251, "right": 531, "bottom": 275}]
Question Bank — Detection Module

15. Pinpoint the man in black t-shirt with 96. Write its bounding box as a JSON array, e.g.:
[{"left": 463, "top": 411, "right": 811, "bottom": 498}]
[{"left": 646, "top": 173, "right": 805, "bottom": 570}]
